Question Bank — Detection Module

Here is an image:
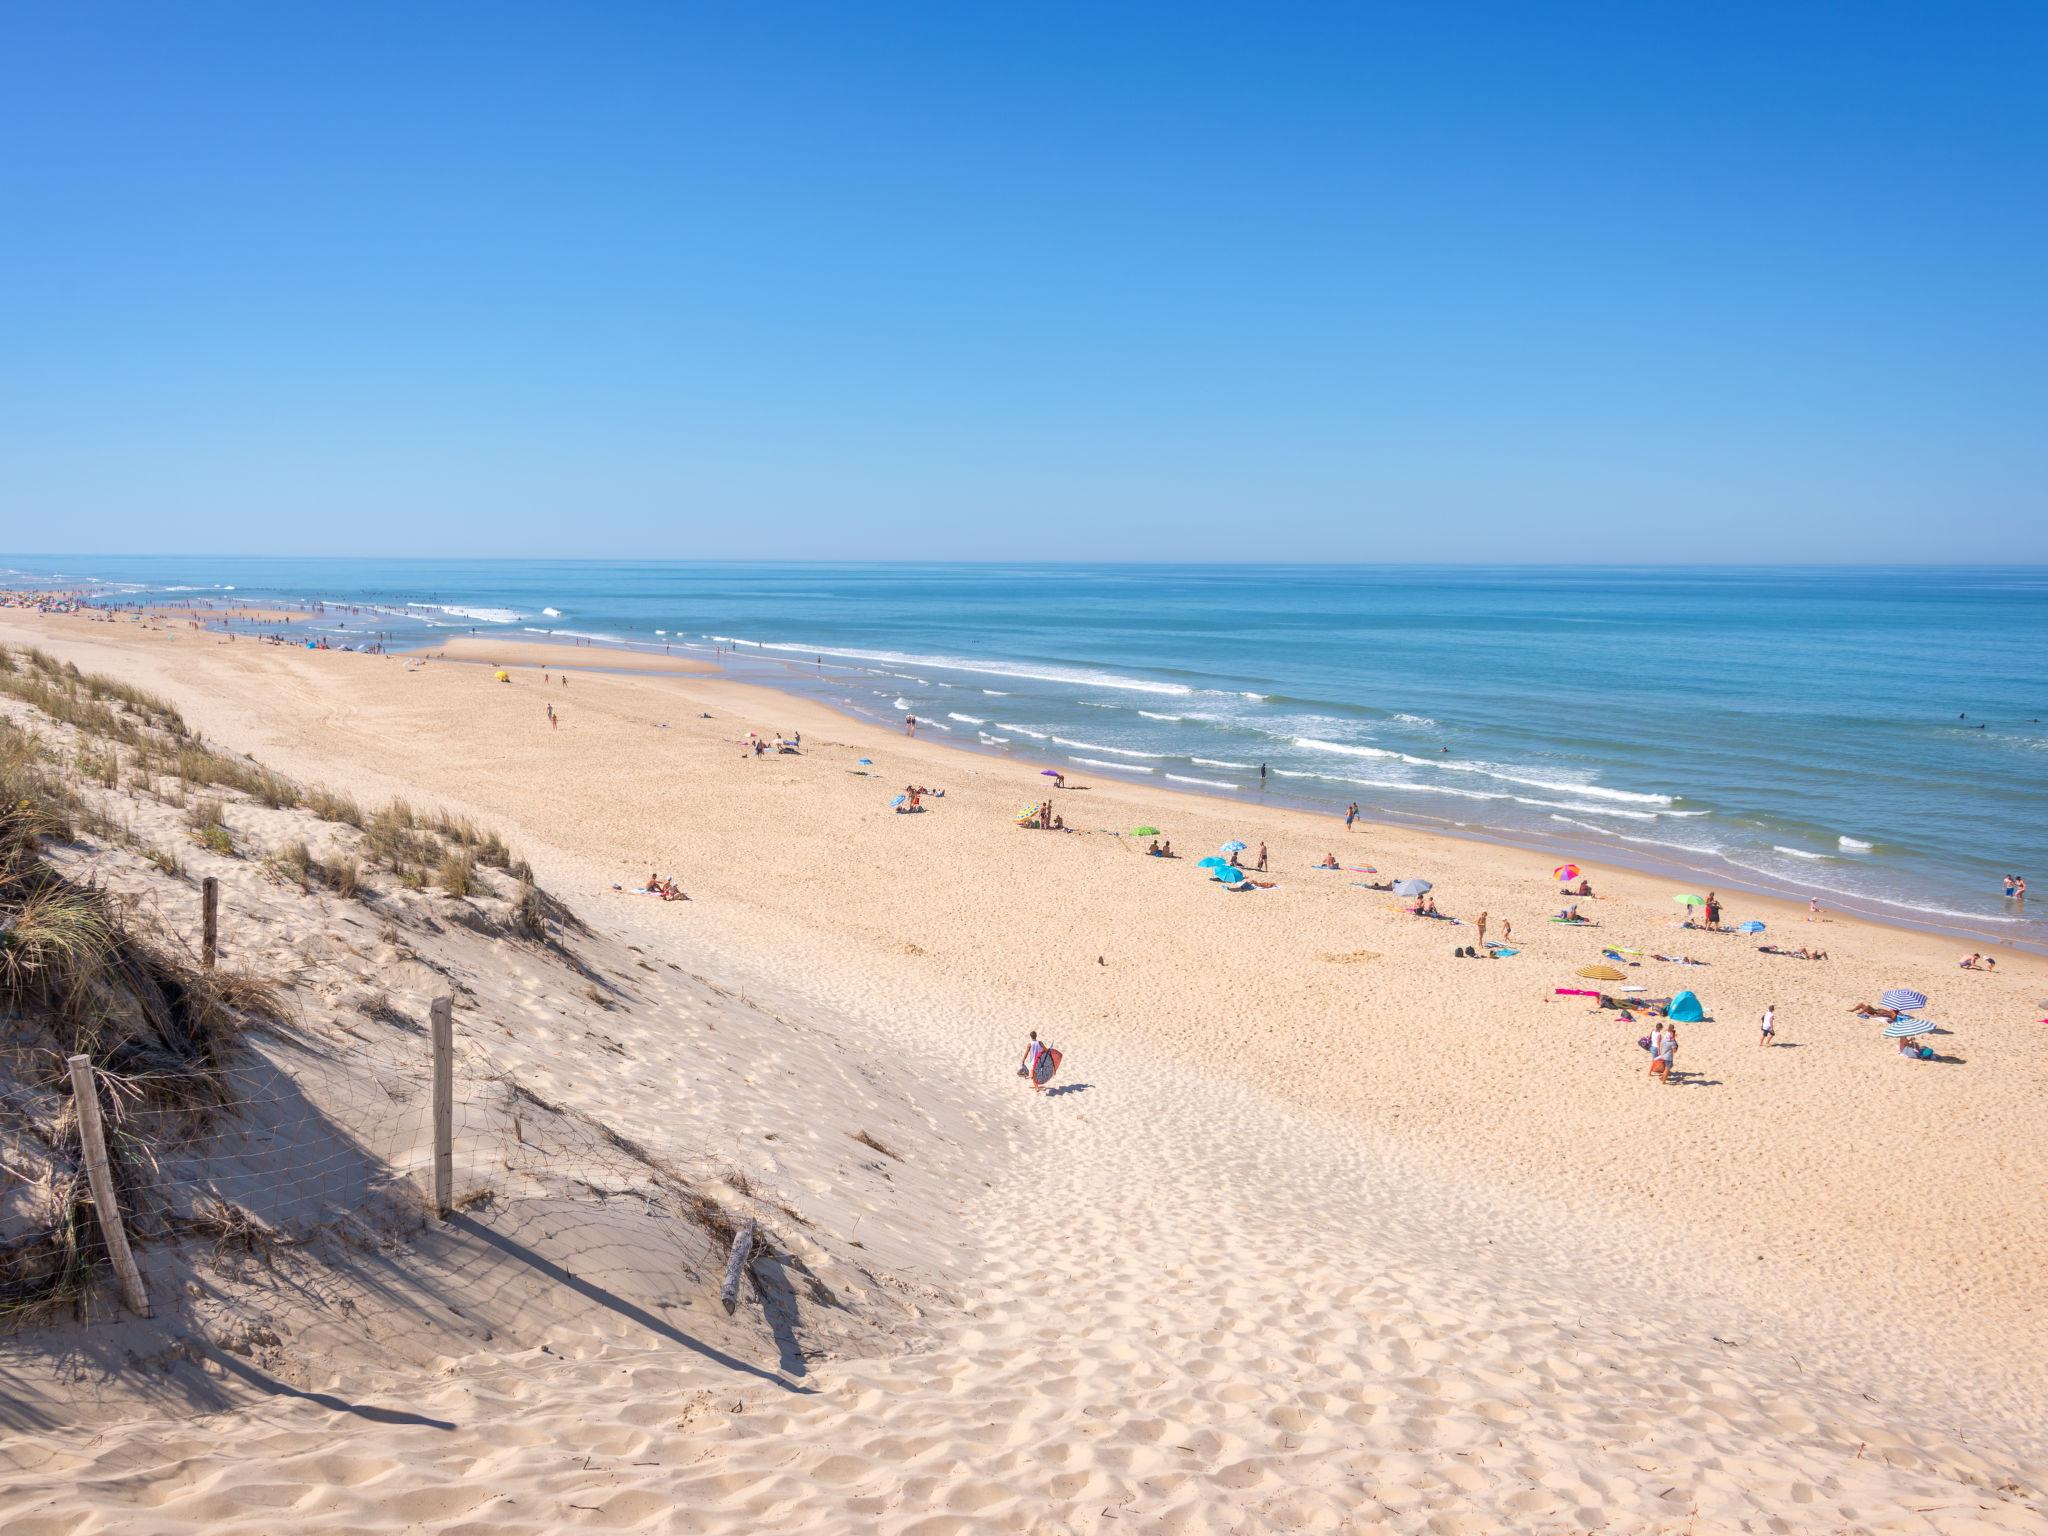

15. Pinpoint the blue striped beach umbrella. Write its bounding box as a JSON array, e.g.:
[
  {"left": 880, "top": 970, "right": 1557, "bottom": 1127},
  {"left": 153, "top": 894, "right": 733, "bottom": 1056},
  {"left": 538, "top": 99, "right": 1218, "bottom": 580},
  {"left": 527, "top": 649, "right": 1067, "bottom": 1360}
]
[
  {"left": 1392, "top": 877, "right": 1433, "bottom": 898},
  {"left": 1220, "top": 840, "right": 1248, "bottom": 853},
  {"left": 1737, "top": 920, "right": 1766, "bottom": 934},
  {"left": 1883, "top": 1015, "right": 1932, "bottom": 1037},
  {"left": 1880, "top": 988, "right": 1928, "bottom": 1011}
]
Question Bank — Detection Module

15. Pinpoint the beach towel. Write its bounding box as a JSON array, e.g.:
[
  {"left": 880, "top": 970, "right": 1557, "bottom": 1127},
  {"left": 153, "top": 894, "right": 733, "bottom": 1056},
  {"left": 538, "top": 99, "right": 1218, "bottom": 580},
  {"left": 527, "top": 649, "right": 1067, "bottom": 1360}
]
[{"left": 1488, "top": 946, "right": 1519, "bottom": 957}]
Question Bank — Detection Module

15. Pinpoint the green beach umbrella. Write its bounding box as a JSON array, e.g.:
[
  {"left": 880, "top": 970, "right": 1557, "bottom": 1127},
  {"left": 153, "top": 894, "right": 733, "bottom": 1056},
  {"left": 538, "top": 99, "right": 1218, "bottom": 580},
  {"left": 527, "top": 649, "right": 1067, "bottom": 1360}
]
[
  {"left": 1674, "top": 894, "right": 1706, "bottom": 907},
  {"left": 1131, "top": 826, "right": 1160, "bottom": 837}
]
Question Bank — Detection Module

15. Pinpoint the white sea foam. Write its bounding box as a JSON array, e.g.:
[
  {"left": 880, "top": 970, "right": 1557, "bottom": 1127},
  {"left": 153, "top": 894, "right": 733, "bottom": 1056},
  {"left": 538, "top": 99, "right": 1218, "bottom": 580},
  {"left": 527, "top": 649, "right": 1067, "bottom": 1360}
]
[
  {"left": 1295, "top": 738, "right": 1402, "bottom": 761},
  {"left": 893, "top": 697, "right": 912, "bottom": 710},
  {"left": 947, "top": 713, "right": 986, "bottom": 725},
  {"left": 1068, "top": 757, "right": 1155, "bottom": 773},
  {"left": 1138, "top": 711, "right": 1183, "bottom": 721},
  {"left": 712, "top": 636, "right": 1193, "bottom": 695},
  {"left": 1051, "top": 738, "right": 1165, "bottom": 759},
  {"left": 411, "top": 603, "right": 522, "bottom": 624},
  {"left": 1390, "top": 713, "right": 1437, "bottom": 727},
  {"left": 1773, "top": 845, "right": 1831, "bottom": 861},
  {"left": 1166, "top": 774, "right": 1240, "bottom": 789},
  {"left": 979, "top": 733, "right": 1010, "bottom": 743},
  {"left": 983, "top": 689, "right": 1008, "bottom": 696},
  {"left": 1839, "top": 836, "right": 1874, "bottom": 850},
  {"left": 542, "top": 607, "right": 562, "bottom": 618},
  {"left": 1191, "top": 757, "right": 1255, "bottom": 769},
  {"left": 526, "top": 627, "right": 625, "bottom": 644},
  {"left": 995, "top": 722, "right": 1049, "bottom": 738},
  {"left": 1291, "top": 737, "right": 1675, "bottom": 806}
]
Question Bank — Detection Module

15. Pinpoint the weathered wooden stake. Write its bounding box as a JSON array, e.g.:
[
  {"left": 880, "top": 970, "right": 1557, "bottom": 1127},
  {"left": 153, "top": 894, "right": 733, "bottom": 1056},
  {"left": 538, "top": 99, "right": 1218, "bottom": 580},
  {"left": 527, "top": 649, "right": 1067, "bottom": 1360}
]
[
  {"left": 67, "top": 1055, "right": 152, "bottom": 1318},
  {"left": 430, "top": 996, "right": 453, "bottom": 1218},
  {"left": 720, "top": 1219, "right": 759, "bottom": 1315},
  {"left": 200, "top": 876, "right": 219, "bottom": 969}
]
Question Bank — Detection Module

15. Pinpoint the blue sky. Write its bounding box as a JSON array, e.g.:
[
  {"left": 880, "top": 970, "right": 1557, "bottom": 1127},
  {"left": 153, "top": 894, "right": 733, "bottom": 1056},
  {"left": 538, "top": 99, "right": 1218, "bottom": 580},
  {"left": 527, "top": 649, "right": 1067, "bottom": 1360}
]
[{"left": 2, "top": 3, "right": 2042, "bottom": 561}]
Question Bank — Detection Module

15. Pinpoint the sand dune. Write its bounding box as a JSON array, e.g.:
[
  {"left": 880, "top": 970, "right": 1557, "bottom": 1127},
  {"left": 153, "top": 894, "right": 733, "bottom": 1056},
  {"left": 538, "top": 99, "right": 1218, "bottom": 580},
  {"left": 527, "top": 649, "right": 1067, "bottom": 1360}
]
[{"left": 0, "top": 610, "right": 2042, "bottom": 1534}]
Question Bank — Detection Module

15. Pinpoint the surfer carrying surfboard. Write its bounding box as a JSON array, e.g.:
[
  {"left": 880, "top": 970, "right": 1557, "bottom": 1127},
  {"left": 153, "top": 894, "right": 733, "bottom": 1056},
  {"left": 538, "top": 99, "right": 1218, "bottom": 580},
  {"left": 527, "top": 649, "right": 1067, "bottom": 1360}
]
[{"left": 1020, "top": 1031, "right": 1061, "bottom": 1093}]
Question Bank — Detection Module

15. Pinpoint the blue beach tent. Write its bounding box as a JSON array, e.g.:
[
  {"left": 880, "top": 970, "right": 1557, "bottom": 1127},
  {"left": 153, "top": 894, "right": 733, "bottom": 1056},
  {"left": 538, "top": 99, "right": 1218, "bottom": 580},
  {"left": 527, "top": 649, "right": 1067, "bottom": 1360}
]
[{"left": 1668, "top": 989, "right": 1705, "bottom": 1023}]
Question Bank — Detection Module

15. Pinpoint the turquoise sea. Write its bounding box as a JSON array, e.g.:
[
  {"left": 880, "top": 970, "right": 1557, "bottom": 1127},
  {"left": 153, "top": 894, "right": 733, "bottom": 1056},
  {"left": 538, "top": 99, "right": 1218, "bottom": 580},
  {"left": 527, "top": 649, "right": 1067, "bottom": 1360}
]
[{"left": 7, "top": 557, "right": 2043, "bottom": 948}]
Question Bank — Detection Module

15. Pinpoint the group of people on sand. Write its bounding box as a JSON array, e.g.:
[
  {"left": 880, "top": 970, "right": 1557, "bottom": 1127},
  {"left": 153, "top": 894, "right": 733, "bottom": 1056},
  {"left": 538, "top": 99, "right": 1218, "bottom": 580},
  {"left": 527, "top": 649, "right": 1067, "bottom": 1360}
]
[
  {"left": 1959, "top": 952, "right": 1997, "bottom": 970},
  {"left": 1145, "top": 839, "right": 1177, "bottom": 857},
  {"left": 897, "top": 783, "right": 945, "bottom": 813},
  {"left": 1679, "top": 891, "right": 1726, "bottom": 930},
  {"left": 641, "top": 871, "right": 687, "bottom": 901},
  {"left": 1758, "top": 943, "right": 1828, "bottom": 961},
  {"left": 745, "top": 729, "right": 801, "bottom": 757},
  {"left": 1020, "top": 800, "right": 1063, "bottom": 830}
]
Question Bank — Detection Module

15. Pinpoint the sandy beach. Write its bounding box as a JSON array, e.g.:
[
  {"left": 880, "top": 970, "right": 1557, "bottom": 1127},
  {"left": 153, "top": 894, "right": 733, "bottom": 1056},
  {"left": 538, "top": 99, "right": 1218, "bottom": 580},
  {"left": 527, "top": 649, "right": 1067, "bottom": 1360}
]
[
  {"left": 2, "top": 606, "right": 2044, "bottom": 1534},
  {"left": 419, "top": 635, "right": 721, "bottom": 675}
]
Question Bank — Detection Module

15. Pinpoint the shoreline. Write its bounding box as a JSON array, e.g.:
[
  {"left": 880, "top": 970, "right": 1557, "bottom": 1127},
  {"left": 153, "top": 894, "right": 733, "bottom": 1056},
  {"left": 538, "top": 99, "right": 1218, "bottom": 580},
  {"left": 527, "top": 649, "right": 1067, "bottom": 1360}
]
[
  {"left": 6, "top": 587, "right": 2039, "bottom": 955},
  {"left": 474, "top": 626, "right": 2046, "bottom": 959}
]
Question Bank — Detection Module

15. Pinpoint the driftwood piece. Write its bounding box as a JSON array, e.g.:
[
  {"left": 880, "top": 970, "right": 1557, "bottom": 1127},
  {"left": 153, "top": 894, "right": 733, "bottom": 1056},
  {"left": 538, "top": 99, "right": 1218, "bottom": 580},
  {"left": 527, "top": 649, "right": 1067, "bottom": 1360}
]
[{"left": 720, "top": 1218, "right": 759, "bottom": 1314}]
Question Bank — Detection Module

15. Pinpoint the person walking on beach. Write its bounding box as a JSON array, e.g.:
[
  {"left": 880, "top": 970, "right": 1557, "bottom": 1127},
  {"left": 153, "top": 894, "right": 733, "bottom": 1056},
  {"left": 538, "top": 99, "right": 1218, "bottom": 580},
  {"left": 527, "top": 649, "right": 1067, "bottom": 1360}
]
[
  {"left": 1807, "top": 896, "right": 1822, "bottom": 922},
  {"left": 1760, "top": 1004, "right": 1776, "bottom": 1048},
  {"left": 1020, "top": 1031, "right": 1048, "bottom": 1093},
  {"left": 1475, "top": 911, "right": 1488, "bottom": 950},
  {"left": 905, "top": 713, "right": 917, "bottom": 736},
  {"left": 1255, "top": 841, "right": 1268, "bottom": 872},
  {"left": 1345, "top": 802, "right": 1358, "bottom": 832},
  {"left": 1647, "top": 1023, "right": 1668, "bottom": 1081},
  {"left": 1259, "top": 762, "right": 1267, "bottom": 786},
  {"left": 1658, "top": 1025, "right": 1678, "bottom": 1083}
]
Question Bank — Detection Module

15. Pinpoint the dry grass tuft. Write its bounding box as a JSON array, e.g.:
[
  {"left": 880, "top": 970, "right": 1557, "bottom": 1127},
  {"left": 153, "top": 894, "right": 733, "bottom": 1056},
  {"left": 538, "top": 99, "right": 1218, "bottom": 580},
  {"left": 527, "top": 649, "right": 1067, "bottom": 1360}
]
[
  {"left": 262, "top": 839, "right": 318, "bottom": 891},
  {"left": 304, "top": 785, "right": 363, "bottom": 829},
  {"left": 327, "top": 854, "right": 362, "bottom": 899},
  {"left": 435, "top": 848, "right": 476, "bottom": 898}
]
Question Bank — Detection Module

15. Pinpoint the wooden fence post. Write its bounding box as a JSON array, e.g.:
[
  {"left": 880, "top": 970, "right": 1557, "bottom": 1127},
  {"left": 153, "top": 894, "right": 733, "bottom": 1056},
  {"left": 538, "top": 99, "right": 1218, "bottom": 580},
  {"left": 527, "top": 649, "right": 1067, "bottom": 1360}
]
[
  {"left": 67, "top": 1055, "right": 152, "bottom": 1318},
  {"left": 430, "top": 996, "right": 453, "bottom": 1218},
  {"left": 201, "top": 876, "right": 219, "bottom": 969},
  {"left": 720, "top": 1219, "right": 759, "bottom": 1314}
]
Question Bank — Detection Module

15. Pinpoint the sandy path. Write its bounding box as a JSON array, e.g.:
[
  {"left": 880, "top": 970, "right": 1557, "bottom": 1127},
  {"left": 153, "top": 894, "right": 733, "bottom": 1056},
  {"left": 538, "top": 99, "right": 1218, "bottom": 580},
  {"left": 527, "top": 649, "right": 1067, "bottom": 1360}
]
[{"left": 6, "top": 1025, "right": 2035, "bottom": 1533}]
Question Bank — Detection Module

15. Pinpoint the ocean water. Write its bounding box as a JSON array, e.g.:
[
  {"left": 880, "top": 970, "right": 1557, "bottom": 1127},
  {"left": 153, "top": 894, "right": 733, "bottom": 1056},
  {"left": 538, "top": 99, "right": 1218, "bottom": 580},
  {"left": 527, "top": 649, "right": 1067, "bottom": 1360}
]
[{"left": 7, "top": 556, "right": 2045, "bottom": 947}]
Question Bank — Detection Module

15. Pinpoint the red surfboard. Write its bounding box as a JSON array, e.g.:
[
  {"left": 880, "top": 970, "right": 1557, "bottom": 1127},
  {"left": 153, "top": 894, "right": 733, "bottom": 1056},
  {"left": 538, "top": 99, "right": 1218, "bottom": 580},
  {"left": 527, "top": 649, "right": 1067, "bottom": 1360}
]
[{"left": 1032, "top": 1047, "right": 1062, "bottom": 1087}]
